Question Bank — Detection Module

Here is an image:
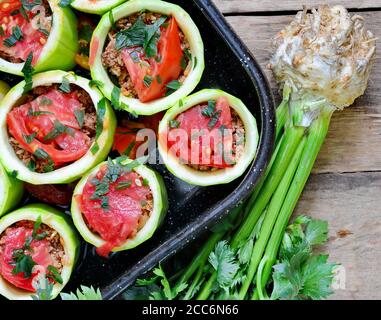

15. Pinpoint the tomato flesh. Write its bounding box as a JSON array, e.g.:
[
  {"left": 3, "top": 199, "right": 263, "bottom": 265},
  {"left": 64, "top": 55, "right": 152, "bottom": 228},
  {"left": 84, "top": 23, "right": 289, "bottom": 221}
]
[
  {"left": 7, "top": 89, "right": 91, "bottom": 167},
  {"left": 0, "top": 225, "right": 54, "bottom": 292},
  {"left": 79, "top": 166, "right": 151, "bottom": 257},
  {"left": 0, "top": 1, "right": 49, "bottom": 64},
  {"left": 121, "top": 17, "right": 183, "bottom": 103},
  {"left": 113, "top": 112, "right": 164, "bottom": 158},
  {"left": 166, "top": 97, "right": 235, "bottom": 168}
]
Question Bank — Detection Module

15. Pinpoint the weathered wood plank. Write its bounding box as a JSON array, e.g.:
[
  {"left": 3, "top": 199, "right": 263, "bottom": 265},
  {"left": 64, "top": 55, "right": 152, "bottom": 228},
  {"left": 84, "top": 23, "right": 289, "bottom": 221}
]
[
  {"left": 294, "top": 171, "right": 381, "bottom": 299},
  {"left": 225, "top": 12, "right": 381, "bottom": 174},
  {"left": 213, "top": 0, "right": 381, "bottom": 13}
]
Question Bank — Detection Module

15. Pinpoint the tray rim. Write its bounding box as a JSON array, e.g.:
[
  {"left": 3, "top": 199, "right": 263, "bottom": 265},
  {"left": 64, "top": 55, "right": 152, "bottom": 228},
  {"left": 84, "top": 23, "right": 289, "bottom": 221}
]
[{"left": 101, "top": 0, "right": 276, "bottom": 299}]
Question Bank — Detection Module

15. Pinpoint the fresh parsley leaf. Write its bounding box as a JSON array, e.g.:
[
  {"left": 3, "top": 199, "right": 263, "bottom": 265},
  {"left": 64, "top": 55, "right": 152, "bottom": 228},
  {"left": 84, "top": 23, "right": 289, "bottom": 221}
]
[
  {"left": 208, "top": 110, "right": 222, "bottom": 129},
  {"left": 33, "top": 148, "right": 50, "bottom": 160},
  {"left": 10, "top": 170, "right": 18, "bottom": 178},
  {"left": 32, "top": 216, "right": 42, "bottom": 238},
  {"left": 40, "top": 96, "right": 52, "bottom": 106},
  {"left": 27, "top": 159, "right": 36, "bottom": 172},
  {"left": 21, "top": 0, "right": 42, "bottom": 11},
  {"left": 47, "top": 265, "right": 63, "bottom": 284},
  {"left": 60, "top": 286, "right": 102, "bottom": 300},
  {"left": 12, "top": 252, "right": 36, "bottom": 278},
  {"left": 95, "top": 98, "right": 106, "bottom": 140},
  {"left": 208, "top": 241, "right": 239, "bottom": 289},
  {"left": 156, "top": 75, "right": 162, "bottom": 84},
  {"left": 90, "top": 142, "right": 100, "bottom": 155},
  {"left": 166, "top": 80, "right": 181, "bottom": 91},
  {"left": 43, "top": 120, "right": 75, "bottom": 141},
  {"left": 237, "top": 238, "right": 254, "bottom": 265},
  {"left": 123, "top": 141, "right": 136, "bottom": 157},
  {"left": 115, "top": 181, "right": 132, "bottom": 190},
  {"left": 152, "top": 265, "right": 175, "bottom": 300},
  {"left": 305, "top": 219, "right": 328, "bottom": 246}
]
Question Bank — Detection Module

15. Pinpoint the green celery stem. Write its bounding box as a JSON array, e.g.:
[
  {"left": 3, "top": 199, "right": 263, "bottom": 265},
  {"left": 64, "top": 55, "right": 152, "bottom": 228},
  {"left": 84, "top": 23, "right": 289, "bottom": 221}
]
[
  {"left": 231, "top": 125, "right": 305, "bottom": 248},
  {"left": 252, "top": 111, "right": 333, "bottom": 300},
  {"left": 183, "top": 263, "right": 205, "bottom": 299},
  {"left": 197, "top": 272, "right": 216, "bottom": 300},
  {"left": 237, "top": 136, "right": 307, "bottom": 299}
]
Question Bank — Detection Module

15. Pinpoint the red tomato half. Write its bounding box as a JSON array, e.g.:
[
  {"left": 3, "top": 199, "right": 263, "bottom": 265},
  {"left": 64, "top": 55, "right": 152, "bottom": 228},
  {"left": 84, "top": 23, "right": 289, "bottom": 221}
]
[
  {"left": 78, "top": 166, "right": 151, "bottom": 257},
  {"left": 0, "top": 1, "right": 48, "bottom": 63},
  {"left": 0, "top": 225, "right": 55, "bottom": 292},
  {"left": 121, "top": 17, "right": 183, "bottom": 103},
  {"left": 166, "top": 97, "right": 235, "bottom": 168},
  {"left": 7, "top": 89, "right": 91, "bottom": 167}
]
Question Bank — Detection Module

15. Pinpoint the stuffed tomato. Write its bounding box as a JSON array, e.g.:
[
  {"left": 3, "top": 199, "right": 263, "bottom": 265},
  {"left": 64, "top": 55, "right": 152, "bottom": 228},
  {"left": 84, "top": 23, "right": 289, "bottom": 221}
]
[
  {"left": 71, "top": 0, "right": 126, "bottom": 15},
  {"left": 0, "top": 204, "right": 79, "bottom": 300},
  {"left": 158, "top": 89, "right": 259, "bottom": 186},
  {"left": 71, "top": 158, "right": 168, "bottom": 257},
  {"left": 0, "top": 0, "right": 78, "bottom": 76},
  {"left": 0, "top": 70, "right": 116, "bottom": 185},
  {"left": 90, "top": 0, "right": 204, "bottom": 115},
  {"left": 0, "top": 163, "right": 24, "bottom": 217}
]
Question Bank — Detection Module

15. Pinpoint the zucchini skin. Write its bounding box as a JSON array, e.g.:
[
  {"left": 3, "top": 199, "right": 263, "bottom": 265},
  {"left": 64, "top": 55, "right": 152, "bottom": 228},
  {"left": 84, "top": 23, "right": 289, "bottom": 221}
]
[
  {"left": 0, "top": 163, "right": 24, "bottom": 217},
  {"left": 71, "top": 159, "right": 168, "bottom": 252},
  {"left": 0, "top": 204, "right": 80, "bottom": 300},
  {"left": 0, "top": 0, "right": 78, "bottom": 76},
  {"left": 158, "top": 89, "right": 259, "bottom": 186},
  {"left": 71, "top": 0, "right": 126, "bottom": 15},
  {"left": 0, "top": 81, "right": 10, "bottom": 102},
  {"left": 90, "top": 0, "right": 205, "bottom": 116},
  {"left": 0, "top": 70, "right": 116, "bottom": 185}
]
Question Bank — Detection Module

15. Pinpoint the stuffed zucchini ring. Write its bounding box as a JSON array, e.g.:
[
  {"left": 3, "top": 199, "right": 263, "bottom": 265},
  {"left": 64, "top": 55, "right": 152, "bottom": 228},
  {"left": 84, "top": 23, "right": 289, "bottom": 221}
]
[
  {"left": 0, "top": 204, "right": 79, "bottom": 300},
  {"left": 71, "top": 158, "right": 168, "bottom": 257},
  {"left": 0, "top": 70, "right": 116, "bottom": 185},
  {"left": 0, "top": 163, "right": 24, "bottom": 218},
  {"left": 158, "top": 89, "right": 259, "bottom": 186},
  {"left": 90, "top": 0, "right": 204, "bottom": 115},
  {"left": 0, "top": 0, "right": 78, "bottom": 76},
  {"left": 71, "top": 0, "right": 127, "bottom": 15}
]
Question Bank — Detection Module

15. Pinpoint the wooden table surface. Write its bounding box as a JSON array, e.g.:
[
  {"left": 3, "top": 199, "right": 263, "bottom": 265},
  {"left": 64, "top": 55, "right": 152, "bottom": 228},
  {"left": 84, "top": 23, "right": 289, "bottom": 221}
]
[{"left": 213, "top": 0, "right": 381, "bottom": 299}]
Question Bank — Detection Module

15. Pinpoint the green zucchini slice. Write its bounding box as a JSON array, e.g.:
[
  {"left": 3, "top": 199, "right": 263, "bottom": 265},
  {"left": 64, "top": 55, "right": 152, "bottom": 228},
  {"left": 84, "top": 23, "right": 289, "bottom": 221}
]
[
  {"left": 0, "top": 163, "right": 24, "bottom": 218},
  {"left": 0, "top": 70, "right": 116, "bottom": 185},
  {"left": 71, "top": 0, "right": 126, "bottom": 15},
  {"left": 0, "top": 0, "right": 78, "bottom": 76},
  {"left": 0, "top": 204, "right": 80, "bottom": 300},
  {"left": 90, "top": 0, "right": 204, "bottom": 116},
  {"left": 158, "top": 89, "right": 259, "bottom": 186},
  {"left": 71, "top": 158, "right": 168, "bottom": 254}
]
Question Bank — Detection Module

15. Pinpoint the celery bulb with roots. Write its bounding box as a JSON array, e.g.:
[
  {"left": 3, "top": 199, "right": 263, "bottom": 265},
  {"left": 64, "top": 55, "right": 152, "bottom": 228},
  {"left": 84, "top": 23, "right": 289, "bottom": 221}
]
[{"left": 124, "top": 6, "right": 376, "bottom": 301}]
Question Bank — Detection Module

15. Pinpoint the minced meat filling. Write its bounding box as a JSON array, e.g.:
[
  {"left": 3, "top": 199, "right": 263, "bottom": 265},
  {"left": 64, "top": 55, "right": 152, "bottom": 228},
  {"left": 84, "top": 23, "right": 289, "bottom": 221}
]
[
  {"left": 0, "top": 0, "right": 53, "bottom": 63},
  {"left": 0, "top": 221, "right": 65, "bottom": 274},
  {"left": 102, "top": 12, "right": 191, "bottom": 99},
  {"left": 189, "top": 110, "right": 246, "bottom": 172},
  {"left": 8, "top": 84, "right": 97, "bottom": 173}
]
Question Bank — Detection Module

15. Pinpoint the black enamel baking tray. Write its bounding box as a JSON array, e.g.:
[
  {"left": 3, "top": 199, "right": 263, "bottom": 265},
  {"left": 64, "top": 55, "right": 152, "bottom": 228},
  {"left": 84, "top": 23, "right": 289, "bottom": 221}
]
[{"left": 0, "top": 0, "right": 275, "bottom": 300}]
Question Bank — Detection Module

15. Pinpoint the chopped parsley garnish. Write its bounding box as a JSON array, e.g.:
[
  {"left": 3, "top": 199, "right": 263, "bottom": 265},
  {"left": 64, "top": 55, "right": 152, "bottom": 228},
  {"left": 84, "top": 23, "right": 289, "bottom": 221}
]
[
  {"left": 47, "top": 265, "right": 63, "bottom": 284},
  {"left": 115, "top": 16, "right": 167, "bottom": 58},
  {"left": 39, "top": 27, "right": 50, "bottom": 37},
  {"left": 27, "top": 159, "right": 36, "bottom": 172},
  {"left": 23, "top": 132, "right": 37, "bottom": 144},
  {"left": 115, "top": 181, "right": 132, "bottom": 190},
  {"left": 184, "top": 48, "right": 192, "bottom": 61},
  {"left": 130, "top": 50, "right": 140, "bottom": 63},
  {"left": 143, "top": 75, "right": 153, "bottom": 88},
  {"left": 165, "top": 80, "right": 181, "bottom": 96},
  {"left": 95, "top": 98, "right": 106, "bottom": 140},
  {"left": 156, "top": 75, "right": 162, "bottom": 84},
  {"left": 11, "top": 252, "right": 36, "bottom": 279},
  {"left": 74, "top": 109, "right": 85, "bottom": 129},
  {"left": 58, "top": 0, "right": 73, "bottom": 8},
  {"left": 111, "top": 87, "right": 121, "bottom": 110},
  {"left": 21, "top": 0, "right": 42, "bottom": 11},
  {"left": 22, "top": 52, "right": 34, "bottom": 93},
  {"left": 123, "top": 141, "right": 136, "bottom": 157},
  {"left": 40, "top": 96, "right": 52, "bottom": 106},
  {"left": 169, "top": 119, "right": 180, "bottom": 128},
  {"left": 208, "top": 110, "right": 222, "bottom": 129},
  {"left": 43, "top": 120, "right": 75, "bottom": 141},
  {"left": 180, "top": 55, "right": 187, "bottom": 70},
  {"left": 3, "top": 26, "right": 23, "bottom": 47},
  {"left": 201, "top": 100, "right": 216, "bottom": 117},
  {"left": 142, "top": 178, "right": 149, "bottom": 186},
  {"left": 34, "top": 148, "right": 50, "bottom": 160},
  {"left": 59, "top": 76, "right": 71, "bottom": 93},
  {"left": 90, "top": 142, "right": 100, "bottom": 155},
  {"left": 43, "top": 159, "right": 55, "bottom": 173},
  {"left": 0, "top": 26, "right": 4, "bottom": 37}
]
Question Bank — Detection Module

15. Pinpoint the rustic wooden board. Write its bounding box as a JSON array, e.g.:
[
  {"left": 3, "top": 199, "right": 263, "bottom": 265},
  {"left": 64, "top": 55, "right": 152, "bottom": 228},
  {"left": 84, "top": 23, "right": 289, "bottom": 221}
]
[
  {"left": 295, "top": 172, "right": 381, "bottom": 299},
  {"left": 213, "top": 0, "right": 381, "bottom": 13},
  {"left": 225, "top": 12, "right": 381, "bottom": 174}
]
